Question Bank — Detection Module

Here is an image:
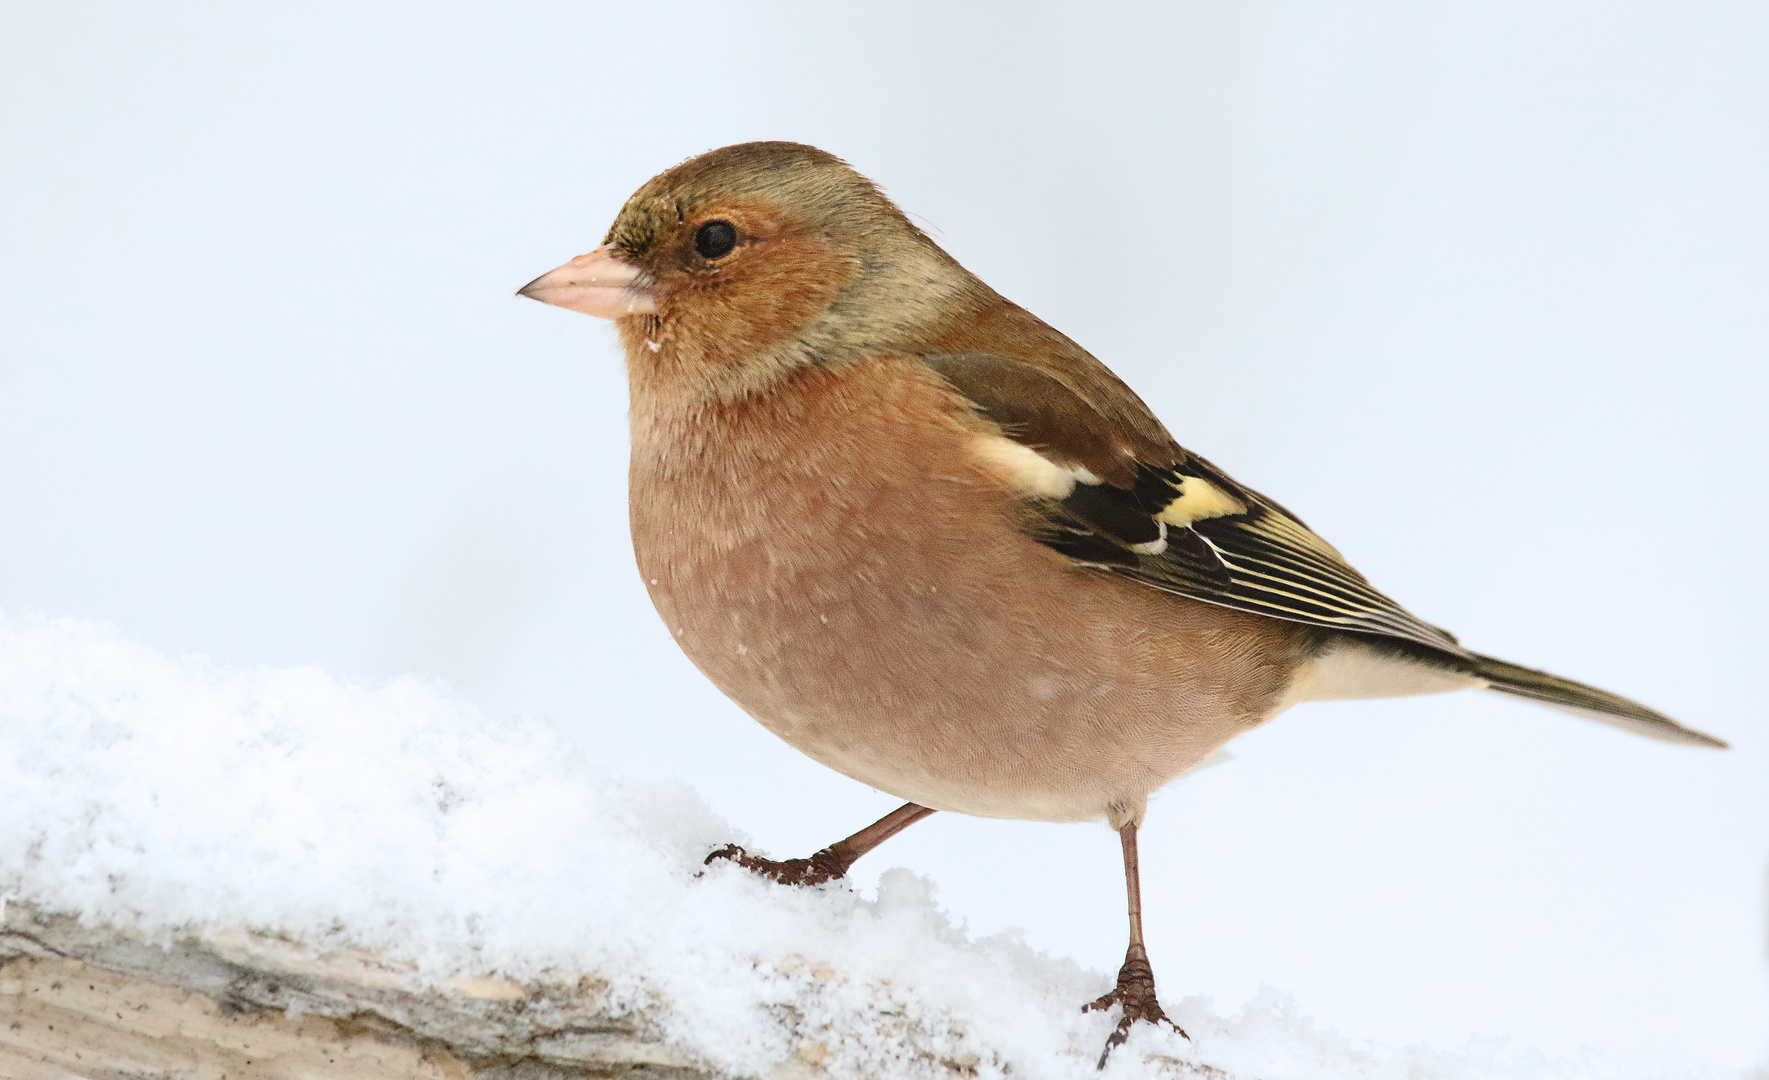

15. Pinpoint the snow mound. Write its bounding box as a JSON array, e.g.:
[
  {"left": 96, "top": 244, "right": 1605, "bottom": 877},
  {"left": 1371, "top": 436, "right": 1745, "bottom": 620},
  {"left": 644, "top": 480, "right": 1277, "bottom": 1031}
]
[{"left": 0, "top": 611, "right": 1643, "bottom": 1079}]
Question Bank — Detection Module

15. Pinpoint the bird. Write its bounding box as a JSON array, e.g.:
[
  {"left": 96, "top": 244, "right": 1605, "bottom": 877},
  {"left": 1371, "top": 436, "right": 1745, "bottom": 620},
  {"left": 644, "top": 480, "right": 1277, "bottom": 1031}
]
[{"left": 518, "top": 141, "right": 1725, "bottom": 1064}]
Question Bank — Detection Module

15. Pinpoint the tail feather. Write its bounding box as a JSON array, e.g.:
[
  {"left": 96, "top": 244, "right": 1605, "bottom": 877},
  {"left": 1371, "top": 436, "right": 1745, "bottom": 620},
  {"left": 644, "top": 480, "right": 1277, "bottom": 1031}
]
[{"left": 1473, "top": 653, "right": 1727, "bottom": 749}]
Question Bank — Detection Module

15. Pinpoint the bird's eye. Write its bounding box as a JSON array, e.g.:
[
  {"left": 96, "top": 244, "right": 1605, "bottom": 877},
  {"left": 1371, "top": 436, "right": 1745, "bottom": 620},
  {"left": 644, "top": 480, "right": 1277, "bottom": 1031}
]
[{"left": 694, "top": 220, "right": 738, "bottom": 260}]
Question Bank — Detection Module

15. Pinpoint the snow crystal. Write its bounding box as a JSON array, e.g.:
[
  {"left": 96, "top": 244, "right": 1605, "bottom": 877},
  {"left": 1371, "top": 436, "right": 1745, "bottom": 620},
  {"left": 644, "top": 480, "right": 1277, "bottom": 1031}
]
[{"left": 0, "top": 611, "right": 1688, "bottom": 1079}]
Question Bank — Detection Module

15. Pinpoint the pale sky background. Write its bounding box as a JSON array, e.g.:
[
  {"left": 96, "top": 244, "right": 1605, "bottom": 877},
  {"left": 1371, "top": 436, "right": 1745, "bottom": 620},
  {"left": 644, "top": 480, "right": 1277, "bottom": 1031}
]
[{"left": 2, "top": 1, "right": 1765, "bottom": 1073}]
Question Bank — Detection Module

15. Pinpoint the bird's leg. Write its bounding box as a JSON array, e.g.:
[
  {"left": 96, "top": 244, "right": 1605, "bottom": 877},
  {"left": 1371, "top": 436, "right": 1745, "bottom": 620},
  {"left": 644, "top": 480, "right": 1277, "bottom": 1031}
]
[
  {"left": 705, "top": 802, "right": 935, "bottom": 887},
  {"left": 1085, "top": 820, "right": 1187, "bottom": 1066}
]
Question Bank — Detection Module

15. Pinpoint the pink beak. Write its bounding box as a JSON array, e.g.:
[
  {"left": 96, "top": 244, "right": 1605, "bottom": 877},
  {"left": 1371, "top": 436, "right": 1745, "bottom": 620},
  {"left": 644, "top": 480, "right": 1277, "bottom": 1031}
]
[{"left": 518, "top": 245, "right": 656, "bottom": 318}]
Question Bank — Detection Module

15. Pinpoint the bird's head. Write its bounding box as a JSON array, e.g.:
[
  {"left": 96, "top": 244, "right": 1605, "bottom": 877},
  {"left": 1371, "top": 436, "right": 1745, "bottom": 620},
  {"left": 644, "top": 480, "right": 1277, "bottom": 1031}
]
[{"left": 520, "top": 142, "right": 979, "bottom": 404}]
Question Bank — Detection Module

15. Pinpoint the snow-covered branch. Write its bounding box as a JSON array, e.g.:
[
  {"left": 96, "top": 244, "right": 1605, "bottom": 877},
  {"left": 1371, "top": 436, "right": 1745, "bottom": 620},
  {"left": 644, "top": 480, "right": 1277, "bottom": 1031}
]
[{"left": 0, "top": 612, "right": 1604, "bottom": 1080}]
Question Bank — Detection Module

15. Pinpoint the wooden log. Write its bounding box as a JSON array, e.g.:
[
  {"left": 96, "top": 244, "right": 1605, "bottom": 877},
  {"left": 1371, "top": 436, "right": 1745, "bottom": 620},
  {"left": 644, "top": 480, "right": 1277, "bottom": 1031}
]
[{"left": 0, "top": 901, "right": 715, "bottom": 1079}]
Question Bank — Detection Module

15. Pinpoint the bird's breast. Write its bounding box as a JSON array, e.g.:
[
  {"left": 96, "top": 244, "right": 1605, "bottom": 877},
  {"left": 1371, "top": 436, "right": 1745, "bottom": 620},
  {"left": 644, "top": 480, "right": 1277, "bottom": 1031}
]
[{"left": 628, "top": 357, "right": 1008, "bottom": 685}]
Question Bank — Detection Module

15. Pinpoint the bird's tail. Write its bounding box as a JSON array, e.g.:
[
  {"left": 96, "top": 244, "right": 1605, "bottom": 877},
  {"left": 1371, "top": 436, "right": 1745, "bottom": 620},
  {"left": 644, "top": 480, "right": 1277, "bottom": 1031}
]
[{"left": 1472, "top": 653, "right": 1726, "bottom": 748}]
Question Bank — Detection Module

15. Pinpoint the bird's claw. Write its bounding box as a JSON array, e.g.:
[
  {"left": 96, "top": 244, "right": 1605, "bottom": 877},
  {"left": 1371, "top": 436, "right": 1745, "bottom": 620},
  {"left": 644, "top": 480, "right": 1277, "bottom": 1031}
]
[
  {"left": 1083, "top": 943, "right": 1187, "bottom": 1067},
  {"left": 703, "top": 843, "right": 849, "bottom": 887}
]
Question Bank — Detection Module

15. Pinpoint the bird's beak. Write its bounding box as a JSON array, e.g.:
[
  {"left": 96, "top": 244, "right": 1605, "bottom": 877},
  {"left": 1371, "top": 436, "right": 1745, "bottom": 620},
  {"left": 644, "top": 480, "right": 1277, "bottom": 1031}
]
[{"left": 517, "top": 245, "right": 656, "bottom": 318}]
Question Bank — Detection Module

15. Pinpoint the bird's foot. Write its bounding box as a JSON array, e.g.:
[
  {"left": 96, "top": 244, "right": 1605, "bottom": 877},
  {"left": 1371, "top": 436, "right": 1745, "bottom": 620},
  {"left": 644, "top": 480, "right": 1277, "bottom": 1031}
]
[
  {"left": 1083, "top": 942, "right": 1187, "bottom": 1067},
  {"left": 703, "top": 843, "right": 851, "bottom": 887}
]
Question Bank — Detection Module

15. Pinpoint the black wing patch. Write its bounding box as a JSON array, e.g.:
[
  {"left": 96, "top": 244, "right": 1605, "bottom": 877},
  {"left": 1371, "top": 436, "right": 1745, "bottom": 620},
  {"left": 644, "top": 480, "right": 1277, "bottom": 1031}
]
[
  {"left": 1048, "top": 459, "right": 1467, "bottom": 656},
  {"left": 921, "top": 351, "right": 1465, "bottom": 657}
]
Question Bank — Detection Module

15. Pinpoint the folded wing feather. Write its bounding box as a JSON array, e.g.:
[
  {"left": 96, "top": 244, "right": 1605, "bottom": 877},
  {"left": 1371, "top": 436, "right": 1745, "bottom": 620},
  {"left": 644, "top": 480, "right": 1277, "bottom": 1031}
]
[{"left": 923, "top": 350, "right": 1724, "bottom": 748}]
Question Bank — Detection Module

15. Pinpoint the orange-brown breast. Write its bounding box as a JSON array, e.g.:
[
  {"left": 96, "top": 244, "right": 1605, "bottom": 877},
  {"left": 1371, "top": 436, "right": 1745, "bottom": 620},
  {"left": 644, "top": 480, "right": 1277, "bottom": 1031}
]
[{"left": 627, "top": 355, "right": 1310, "bottom": 823}]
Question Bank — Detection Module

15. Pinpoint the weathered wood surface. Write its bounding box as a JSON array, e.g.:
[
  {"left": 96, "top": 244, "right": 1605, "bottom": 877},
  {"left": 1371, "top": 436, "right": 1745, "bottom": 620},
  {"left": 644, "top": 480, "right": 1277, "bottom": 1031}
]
[{"left": 0, "top": 902, "right": 718, "bottom": 1080}]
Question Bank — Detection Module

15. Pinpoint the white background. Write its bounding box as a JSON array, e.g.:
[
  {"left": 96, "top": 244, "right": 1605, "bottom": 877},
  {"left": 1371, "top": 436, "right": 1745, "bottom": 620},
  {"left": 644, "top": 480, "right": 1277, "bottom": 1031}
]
[{"left": 3, "top": 2, "right": 1764, "bottom": 1072}]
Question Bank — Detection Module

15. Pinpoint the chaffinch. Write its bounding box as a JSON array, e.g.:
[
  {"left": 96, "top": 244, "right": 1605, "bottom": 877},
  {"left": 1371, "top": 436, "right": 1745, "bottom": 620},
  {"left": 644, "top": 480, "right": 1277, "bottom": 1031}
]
[{"left": 520, "top": 142, "right": 1724, "bottom": 1062}]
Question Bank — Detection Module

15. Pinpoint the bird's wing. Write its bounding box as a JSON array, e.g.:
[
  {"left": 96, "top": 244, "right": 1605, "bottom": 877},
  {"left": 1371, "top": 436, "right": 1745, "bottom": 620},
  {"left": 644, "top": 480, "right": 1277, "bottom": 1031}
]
[{"left": 922, "top": 351, "right": 1469, "bottom": 657}]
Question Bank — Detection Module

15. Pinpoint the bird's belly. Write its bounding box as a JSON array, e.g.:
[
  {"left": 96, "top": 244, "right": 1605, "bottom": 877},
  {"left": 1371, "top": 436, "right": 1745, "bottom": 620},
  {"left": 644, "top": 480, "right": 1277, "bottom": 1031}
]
[
  {"left": 641, "top": 536, "right": 1300, "bottom": 821},
  {"left": 635, "top": 508, "right": 1307, "bottom": 823}
]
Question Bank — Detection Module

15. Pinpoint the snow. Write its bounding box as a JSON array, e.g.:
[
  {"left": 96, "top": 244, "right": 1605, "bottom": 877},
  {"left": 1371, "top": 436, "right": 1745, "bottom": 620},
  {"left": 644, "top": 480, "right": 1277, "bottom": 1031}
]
[{"left": 0, "top": 610, "right": 1725, "bottom": 1079}]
